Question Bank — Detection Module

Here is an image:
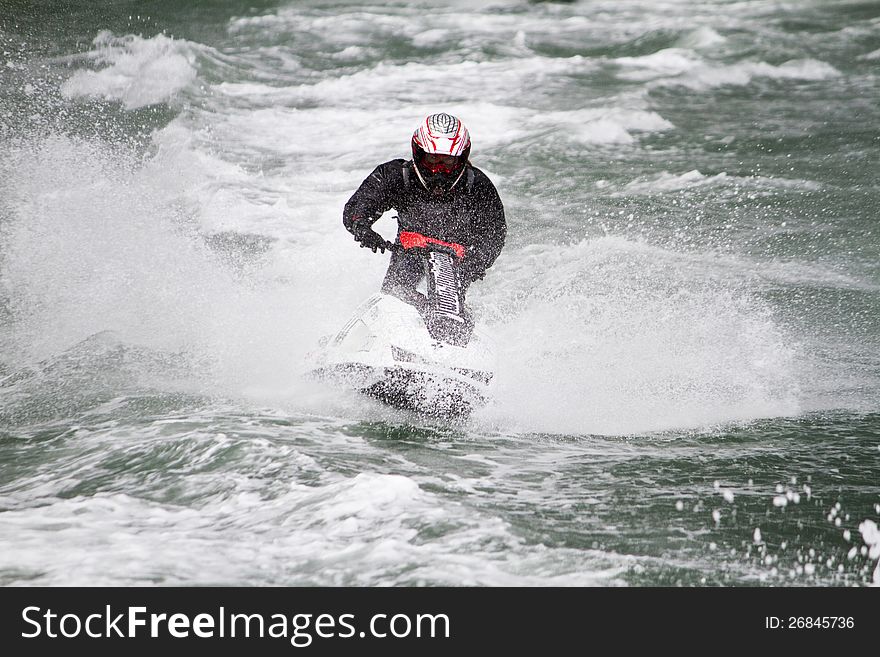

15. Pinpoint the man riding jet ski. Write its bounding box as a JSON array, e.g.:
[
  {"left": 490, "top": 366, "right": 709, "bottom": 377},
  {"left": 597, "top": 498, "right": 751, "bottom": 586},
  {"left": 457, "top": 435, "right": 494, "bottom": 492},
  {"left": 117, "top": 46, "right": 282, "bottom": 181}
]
[
  {"left": 345, "top": 112, "right": 506, "bottom": 303},
  {"left": 309, "top": 113, "right": 506, "bottom": 417}
]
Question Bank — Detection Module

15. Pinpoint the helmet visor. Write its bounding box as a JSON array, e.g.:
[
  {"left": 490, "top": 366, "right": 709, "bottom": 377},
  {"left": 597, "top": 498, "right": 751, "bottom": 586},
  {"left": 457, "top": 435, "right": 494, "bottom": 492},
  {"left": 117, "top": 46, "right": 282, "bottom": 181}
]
[{"left": 421, "top": 152, "right": 463, "bottom": 174}]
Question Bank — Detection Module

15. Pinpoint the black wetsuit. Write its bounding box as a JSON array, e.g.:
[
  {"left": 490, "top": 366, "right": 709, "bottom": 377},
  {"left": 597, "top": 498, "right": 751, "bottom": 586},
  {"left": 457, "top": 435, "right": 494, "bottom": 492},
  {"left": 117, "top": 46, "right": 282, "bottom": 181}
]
[{"left": 343, "top": 159, "right": 506, "bottom": 300}]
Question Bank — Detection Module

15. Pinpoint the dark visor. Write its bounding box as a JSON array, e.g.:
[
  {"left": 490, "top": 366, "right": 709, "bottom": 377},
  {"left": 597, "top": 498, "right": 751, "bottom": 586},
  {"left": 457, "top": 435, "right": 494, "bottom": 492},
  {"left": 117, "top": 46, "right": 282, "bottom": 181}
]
[{"left": 421, "top": 152, "right": 462, "bottom": 174}]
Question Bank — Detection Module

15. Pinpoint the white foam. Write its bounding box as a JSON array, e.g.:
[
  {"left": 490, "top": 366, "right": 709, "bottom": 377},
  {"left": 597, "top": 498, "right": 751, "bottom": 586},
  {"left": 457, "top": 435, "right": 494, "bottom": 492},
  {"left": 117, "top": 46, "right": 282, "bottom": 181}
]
[
  {"left": 531, "top": 108, "right": 673, "bottom": 145},
  {"left": 60, "top": 31, "right": 197, "bottom": 109},
  {"left": 0, "top": 462, "right": 627, "bottom": 585},
  {"left": 620, "top": 169, "right": 822, "bottom": 195},
  {"left": 214, "top": 55, "right": 596, "bottom": 109},
  {"left": 0, "top": 131, "right": 371, "bottom": 409},
  {"left": 476, "top": 237, "right": 802, "bottom": 435},
  {"left": 624, "top": 169, "right": 720, "bottom": 192},
  {"left": 616, "top": 48, "right": 841, "bottom": 90},
  {"left": 617, "top": 48, "right": 701, "bottom": 81},
  {"left": 856, "top": 48, "right": 880, "bottom": 61},
  {"left": 412, "top": 29, "right": 451, "bottom": 48},
  {"left": 227, "top": 2, "right": 592, "bottom": 48},
  {"left": 675, "top": 27, "right": 727, "bottom": 50},
  {"left": 757, "top": 59, "right": 843, "bottom": 81},
  {"left": 860, "top": 519, "right": 880, "bottom": 586},
  {"left": 331, "top": 45, "right": 370, "bottom": 61}
]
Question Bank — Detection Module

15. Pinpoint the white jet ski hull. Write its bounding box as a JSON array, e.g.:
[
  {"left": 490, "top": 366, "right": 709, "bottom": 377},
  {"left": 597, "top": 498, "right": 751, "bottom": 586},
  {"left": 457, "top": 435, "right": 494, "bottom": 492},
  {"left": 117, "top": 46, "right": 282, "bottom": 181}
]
[{"left": 308, "top": 293, "right": 495, "bottom": 417}]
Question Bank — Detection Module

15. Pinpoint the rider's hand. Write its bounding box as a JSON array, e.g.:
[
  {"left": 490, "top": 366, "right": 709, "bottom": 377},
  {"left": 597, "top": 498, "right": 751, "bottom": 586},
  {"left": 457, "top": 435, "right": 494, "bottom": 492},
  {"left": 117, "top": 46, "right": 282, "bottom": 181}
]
[{"left": 352, "top": 225, "right": 392, "bottom": 253}]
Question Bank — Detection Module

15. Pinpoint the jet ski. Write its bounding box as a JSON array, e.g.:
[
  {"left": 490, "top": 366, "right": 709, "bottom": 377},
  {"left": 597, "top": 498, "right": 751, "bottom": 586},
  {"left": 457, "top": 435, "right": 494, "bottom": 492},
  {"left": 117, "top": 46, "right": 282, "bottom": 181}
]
[{"left": 307, "top": 231, "right": 496, "bottom": 418}]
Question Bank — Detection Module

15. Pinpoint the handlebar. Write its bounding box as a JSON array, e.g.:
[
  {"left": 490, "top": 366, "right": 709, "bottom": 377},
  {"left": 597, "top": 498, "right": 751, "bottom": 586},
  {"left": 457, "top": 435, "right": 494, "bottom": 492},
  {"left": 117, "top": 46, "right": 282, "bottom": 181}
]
[
  {"left": 353, "top": 227, "right": 466, "bottom": 259},
  {"left": 398, "top": 232, "right": 466, "bottom": 259}
]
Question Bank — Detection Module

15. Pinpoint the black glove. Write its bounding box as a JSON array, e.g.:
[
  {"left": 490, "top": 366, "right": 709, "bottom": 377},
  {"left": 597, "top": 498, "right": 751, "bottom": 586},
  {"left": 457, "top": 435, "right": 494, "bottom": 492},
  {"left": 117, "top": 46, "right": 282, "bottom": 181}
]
[{"left": 352, "top": 225, "right": 392, "bottom": 253}]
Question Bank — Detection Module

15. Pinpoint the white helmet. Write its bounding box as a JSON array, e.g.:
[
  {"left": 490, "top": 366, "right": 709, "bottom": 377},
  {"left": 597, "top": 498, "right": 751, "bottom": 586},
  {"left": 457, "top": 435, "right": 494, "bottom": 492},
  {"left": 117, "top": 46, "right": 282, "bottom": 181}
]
[{"left": 411, "top": 113, "right": 471, "bottom": 191}]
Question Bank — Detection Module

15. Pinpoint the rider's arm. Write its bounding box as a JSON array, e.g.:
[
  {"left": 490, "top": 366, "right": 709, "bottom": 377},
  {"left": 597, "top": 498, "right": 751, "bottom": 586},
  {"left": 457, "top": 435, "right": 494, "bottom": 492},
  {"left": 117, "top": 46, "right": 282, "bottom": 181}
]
[
  {"left": 342, "top": 161, "right": 401, "bottom": 235},
  {"left": 462, "top": 172, "right": 506, "bottom": 283}
]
